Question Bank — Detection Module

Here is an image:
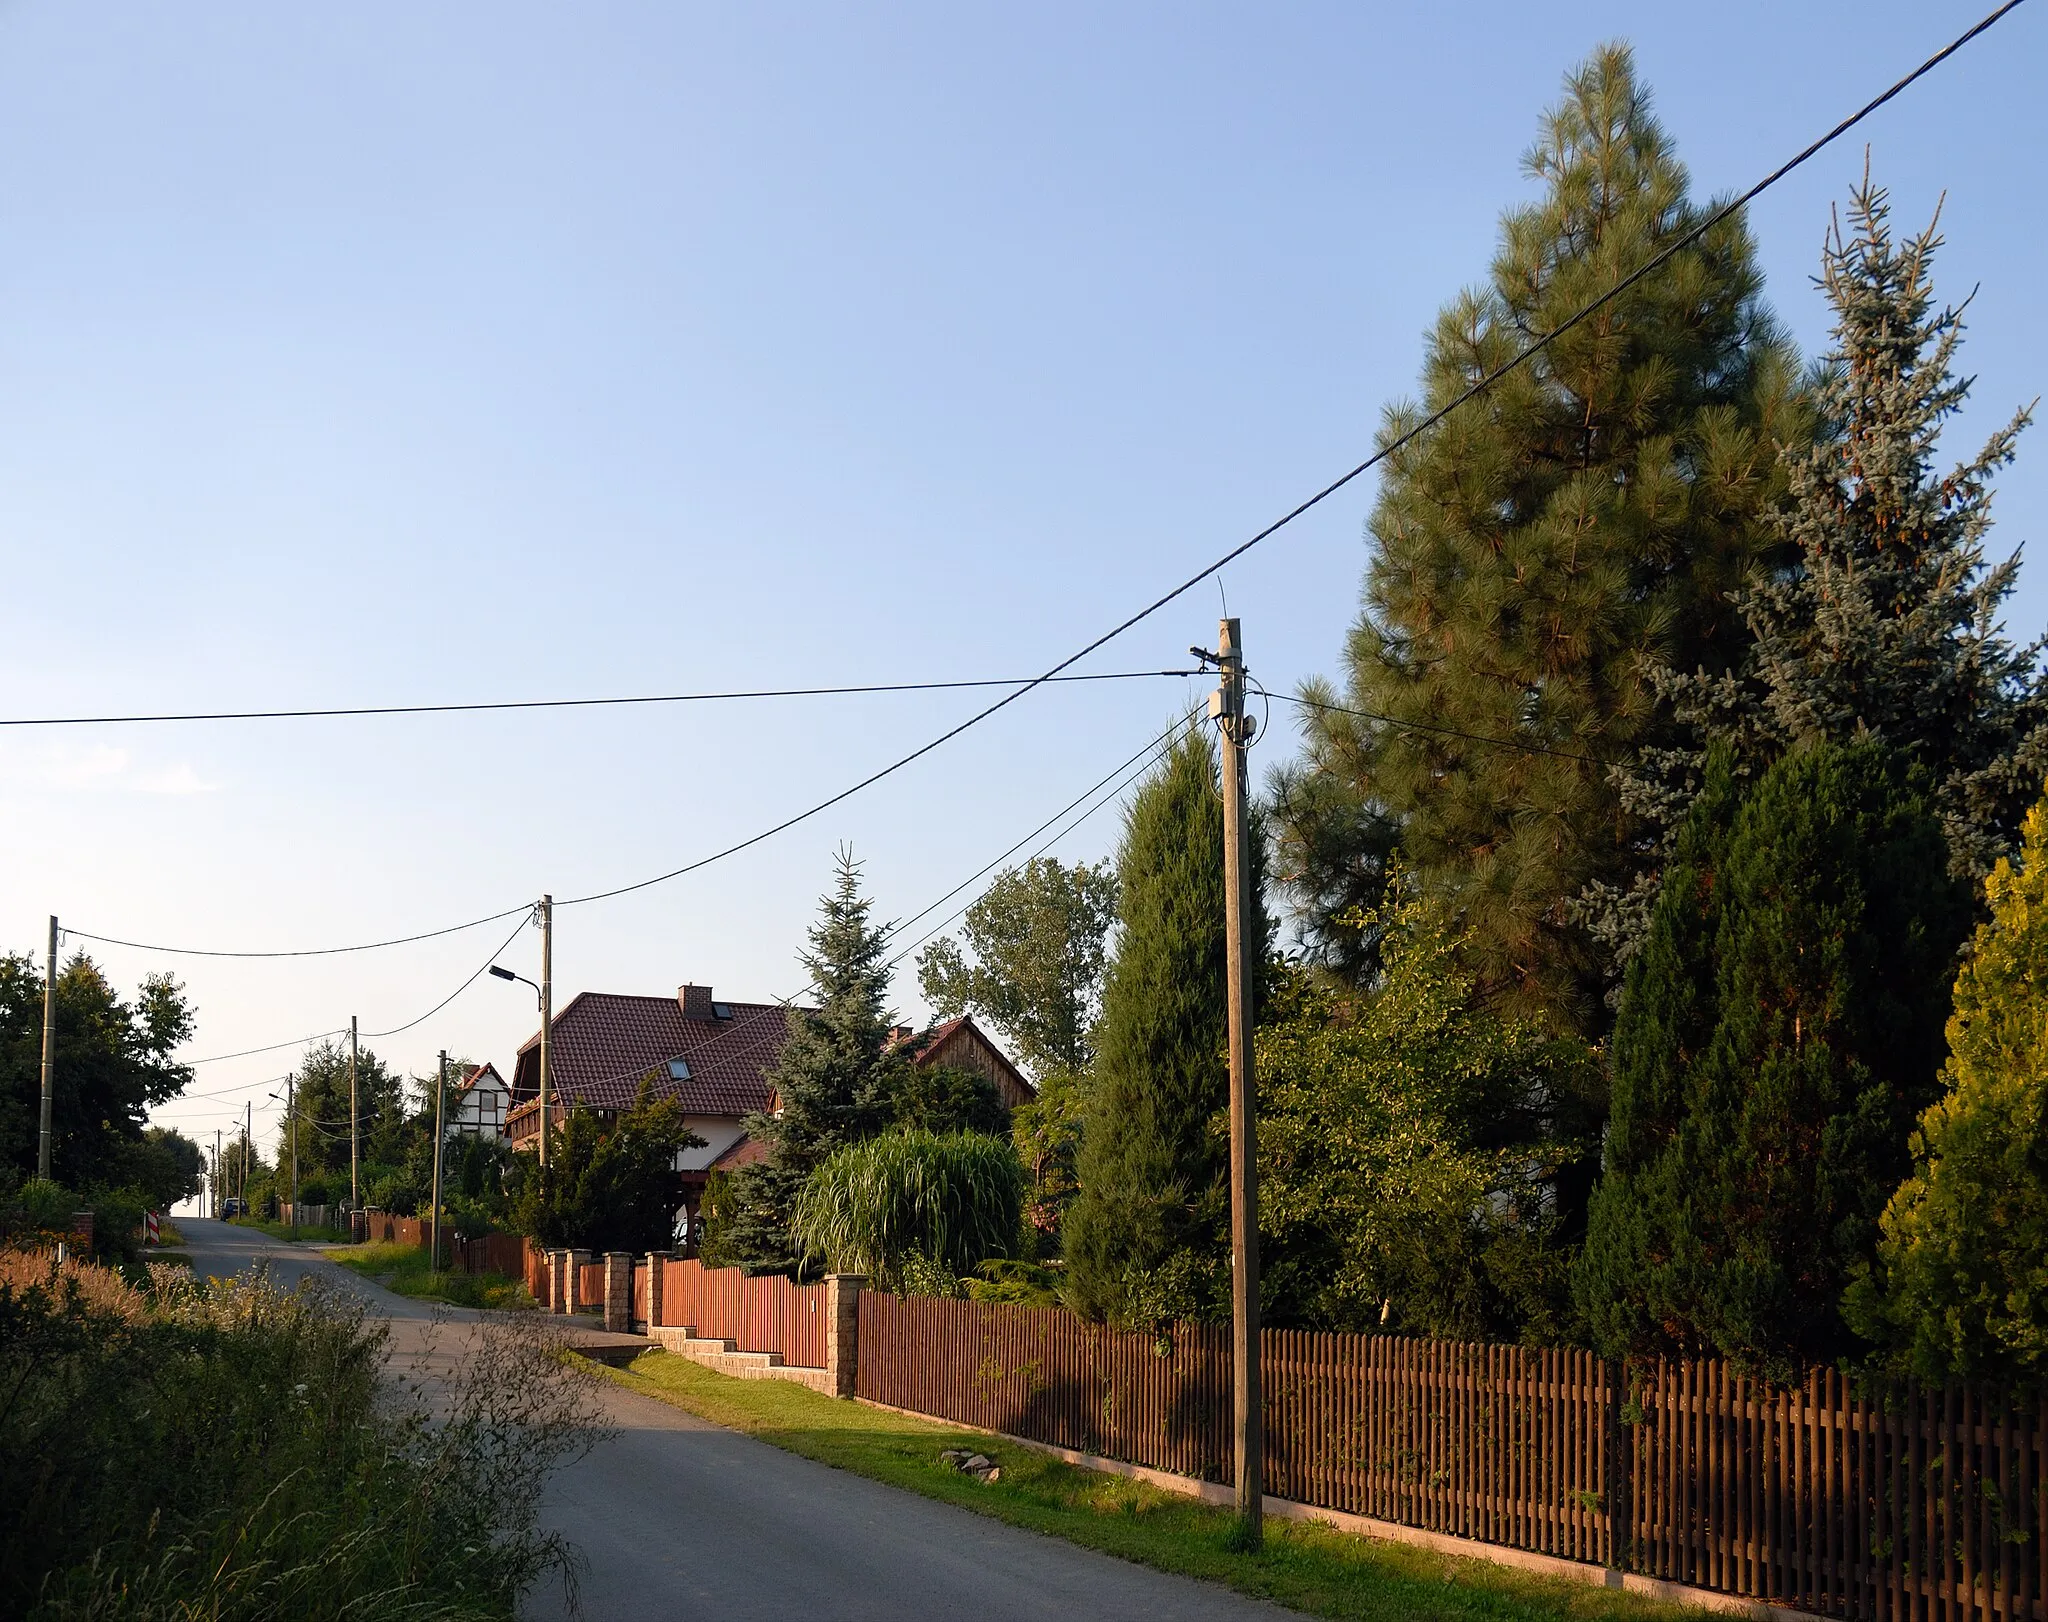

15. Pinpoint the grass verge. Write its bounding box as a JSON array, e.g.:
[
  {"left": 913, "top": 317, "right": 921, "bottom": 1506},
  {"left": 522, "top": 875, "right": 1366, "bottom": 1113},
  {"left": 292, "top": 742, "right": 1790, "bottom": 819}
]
[
  {"left": 322, "top": 1240, "right": 534, "bottom": 1310},
  {"left": 228, "top": 1216, "right": 352, "bottom": 1244},
  {"left": 591, "top": 1349, "right": 1701, "bottom": 1622}
]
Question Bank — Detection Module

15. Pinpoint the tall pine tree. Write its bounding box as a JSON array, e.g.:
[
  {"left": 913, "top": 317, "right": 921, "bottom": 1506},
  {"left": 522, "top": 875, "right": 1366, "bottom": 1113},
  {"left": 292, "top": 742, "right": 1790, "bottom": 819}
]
[
  {"left": 1062, "top": 725, "right": 1267, "bottom": 1327},
  {"left": 707, "top": 849, "right": 908, "bottom": 1274},
  {"left": 1601, "top": 176, "right": 2042, "bottom": 985},
  {"left": 1272, "top": 44, "right": 1798, "bottom": 1030},
  {"left": 1577, "top": 740, "right": 1971, "bottom": 1371}
]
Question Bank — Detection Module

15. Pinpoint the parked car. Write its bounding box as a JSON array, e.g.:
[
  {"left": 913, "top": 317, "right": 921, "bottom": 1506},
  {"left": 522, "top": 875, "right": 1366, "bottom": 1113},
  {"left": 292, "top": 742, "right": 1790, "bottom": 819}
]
[{"left": 220, "top": 1198, "right": 242, "bottom": 1218}]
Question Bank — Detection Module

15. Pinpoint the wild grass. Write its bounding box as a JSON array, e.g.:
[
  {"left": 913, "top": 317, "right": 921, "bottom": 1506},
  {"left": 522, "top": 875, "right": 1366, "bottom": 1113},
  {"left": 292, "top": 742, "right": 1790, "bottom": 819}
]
[
  {"left": 597, "top": 1349, "right": 1705, "bottom": 1622},
  {"left": 325, "top": 1240, "right": 534, "bottom": 1310},
  {"left": 0, "top": 1247, "right": 600, "bottom": 1620}
]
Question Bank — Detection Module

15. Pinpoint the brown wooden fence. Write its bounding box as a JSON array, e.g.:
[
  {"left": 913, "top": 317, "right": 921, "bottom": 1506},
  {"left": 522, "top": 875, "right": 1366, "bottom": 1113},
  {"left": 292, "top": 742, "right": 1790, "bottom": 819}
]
[
  {"left": 656, "top": 1258, "right": 828, "bottom": 1369},
  {"left": 855, "top": 1294, "right": 2047, "bottom": 1621}
]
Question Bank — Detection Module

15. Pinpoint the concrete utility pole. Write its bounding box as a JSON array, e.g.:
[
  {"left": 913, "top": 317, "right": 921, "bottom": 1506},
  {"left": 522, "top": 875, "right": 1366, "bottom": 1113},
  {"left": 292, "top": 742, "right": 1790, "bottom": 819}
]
[
  {"left": 1211, "top": 616, "right": 1264, "bottom": 1547},
  {"left": 429, "top": 1051, "right": 449, "bottom": 1273},
  {"left": 348, "top": 1016, "right": 360, "bottom": 1210},
  {"left": 213, "top": 1129, "right": 222, "bottom": 1219},
  {"left": 538, "top": 894, "right": 553, "bottom": 1169},
  {"left": 37, "top": 915, "right": 57, "bottom": 1180}
]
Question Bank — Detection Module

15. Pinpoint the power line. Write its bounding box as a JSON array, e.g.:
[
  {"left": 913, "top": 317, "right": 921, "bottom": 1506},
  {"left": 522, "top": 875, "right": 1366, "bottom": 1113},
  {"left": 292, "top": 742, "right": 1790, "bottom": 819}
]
[
  {"left": 63, "top": 5, "right": 2024, "bottom": 960},
  {"left": 67, "top": 902, "right": 533, "bottom": 961},
  {"left": 182, "top": 1029, "right": 347, "bottom": 1066},
  {"left": 3, "top": 669, "right": 1198, "bottom": 729},
  {"left": 359, "top": 913, "right": 532, "bottom": 1039},
  {"left": 1268, "top": 691, "right": 1615, "bottom": 766}
]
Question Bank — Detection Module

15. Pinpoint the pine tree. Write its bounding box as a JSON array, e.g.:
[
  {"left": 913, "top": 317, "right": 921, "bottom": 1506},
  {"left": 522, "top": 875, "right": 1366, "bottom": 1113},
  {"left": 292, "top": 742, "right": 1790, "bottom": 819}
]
[
  {"left": 1601, "top": 176, "right": 2042, "bottom": 985},
  {"left": 1272, "top": 44, "right": 1799, "bottom": 1031},
  {"left": 1845, "top": 784, "right": 2048, "bottom": 1386},
  {"left": 708, "top": 849, "right": 909, "bottom": 1273},
  {"left": 1061, "top": 726, "right": 1267, "bottom": 1327},
  {"left": 1577, "top": 740, "right": 1971, "bottom": 1371}
]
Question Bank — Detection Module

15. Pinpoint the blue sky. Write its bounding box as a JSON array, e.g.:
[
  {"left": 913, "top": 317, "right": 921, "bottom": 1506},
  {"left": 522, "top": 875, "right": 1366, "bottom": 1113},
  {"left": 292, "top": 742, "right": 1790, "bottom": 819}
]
[{"left": 1, "top": 1, "right": 2040, "bottom": 1161}]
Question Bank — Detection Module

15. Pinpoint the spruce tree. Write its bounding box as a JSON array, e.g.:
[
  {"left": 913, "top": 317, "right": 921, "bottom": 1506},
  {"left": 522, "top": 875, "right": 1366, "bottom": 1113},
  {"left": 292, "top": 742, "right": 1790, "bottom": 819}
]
[
  {"left": 1846, "top": 784, "right": 2048, "bottom": 1386},
  {"left": 1273, "top": 44, "right": 1798, "bottom": 1031},
  {"left": 709, "top": 848, "right": 908, "bottom": 1273},
  {"left": 1601, "top": 177, "right": 2042, "bottom": 984},
  {"left": 1062, "top": 725, "right": 1267, "bottom": 1327},
  {"left": 1577, "top": 740, "right": 1971, "bottom": 1370}
]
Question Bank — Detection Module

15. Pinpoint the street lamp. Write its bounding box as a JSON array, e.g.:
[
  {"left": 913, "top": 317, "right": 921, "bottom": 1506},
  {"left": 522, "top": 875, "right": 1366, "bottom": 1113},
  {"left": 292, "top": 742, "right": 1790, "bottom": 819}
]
[{"left": 490, "top": 964, "right": 550, "bottom": 1165}]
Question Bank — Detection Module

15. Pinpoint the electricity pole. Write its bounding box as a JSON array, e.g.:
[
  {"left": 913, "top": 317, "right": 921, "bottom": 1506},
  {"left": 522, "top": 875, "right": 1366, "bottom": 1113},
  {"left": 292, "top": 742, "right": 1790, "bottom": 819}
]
[
  {"left": 213, "top": 1129, "right": 222, "bottom": 1219},
  {"left": 1212, "top": 616, "right": 1263, "bottom": 1547},
  {"left": 348, "top": 1016, "right": 360, "bottom": 1210},
  {"left": 37, "top": 915, "right": 57, "bottom": 1180},
  {"left": 538, "top": 894, "right": 553, "bottom": 1169},
  {"left": 244, "top": 1100, "right": 252, "bottom": 1212},
  {"left": 286, "top": 1071, "right": 299, "bottom": 1219},
  {"left": 429, "top": 1051, "right": 448, "bottom": 1273}
]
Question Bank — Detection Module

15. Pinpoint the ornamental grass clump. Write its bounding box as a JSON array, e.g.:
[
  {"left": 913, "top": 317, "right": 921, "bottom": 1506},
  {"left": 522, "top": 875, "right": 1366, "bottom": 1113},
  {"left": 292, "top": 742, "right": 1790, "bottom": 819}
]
[{"left": 793, "top": 1129, "right": 1024, "bottom": 1291}]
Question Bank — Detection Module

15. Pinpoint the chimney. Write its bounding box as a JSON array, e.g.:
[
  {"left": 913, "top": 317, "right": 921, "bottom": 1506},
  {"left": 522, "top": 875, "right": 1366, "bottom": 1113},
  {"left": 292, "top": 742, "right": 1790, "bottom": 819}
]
[{"left": 679, "top": 984, "right": 715, "bottom": 1020}]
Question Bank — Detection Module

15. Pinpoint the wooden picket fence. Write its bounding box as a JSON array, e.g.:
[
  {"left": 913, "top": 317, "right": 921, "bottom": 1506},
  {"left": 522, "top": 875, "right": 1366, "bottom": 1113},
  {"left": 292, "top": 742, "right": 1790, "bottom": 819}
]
[
  {"left": 856, "top": 1294, "right": 2047, "bottom": 1621},
  {"left": 652, "top": 1257, "right": 828, "bottom": 1369}
]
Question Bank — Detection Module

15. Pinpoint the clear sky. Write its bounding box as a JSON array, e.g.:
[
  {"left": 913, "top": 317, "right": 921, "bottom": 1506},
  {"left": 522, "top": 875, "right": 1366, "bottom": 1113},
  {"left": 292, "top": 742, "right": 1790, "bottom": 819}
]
[{"left": 2, "top": 1, "right": 2040, "bottom": 1163}]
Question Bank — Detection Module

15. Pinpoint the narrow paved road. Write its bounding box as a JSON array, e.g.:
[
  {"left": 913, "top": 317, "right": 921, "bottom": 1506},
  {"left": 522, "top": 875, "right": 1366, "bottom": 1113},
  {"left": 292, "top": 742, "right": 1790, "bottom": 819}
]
[{"left": 173, "top": 1221, "right": 1296, "bottom": 1621}]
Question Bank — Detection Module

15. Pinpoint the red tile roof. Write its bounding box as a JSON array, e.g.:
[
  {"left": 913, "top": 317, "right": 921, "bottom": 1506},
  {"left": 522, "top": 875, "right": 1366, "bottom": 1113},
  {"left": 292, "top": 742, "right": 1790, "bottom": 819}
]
[{"left": 509, "top": 993, "right": 807, "bottom": 1119}]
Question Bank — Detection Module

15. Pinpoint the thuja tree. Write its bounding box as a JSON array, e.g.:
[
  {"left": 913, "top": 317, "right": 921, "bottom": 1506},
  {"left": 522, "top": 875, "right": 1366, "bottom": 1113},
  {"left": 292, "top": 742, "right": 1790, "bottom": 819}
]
[
  {"left": 1271, "top": 43, "right": 1799, "bottom": 1032},
  {"left": 1602, "top": 178, "right": 2042, "bottom": 984},
  {"left": 1846, "top": 785, "right": 2048, "bottom": 1386},
  {"left": 1578, "top": 740, "right": 1971, "bottom": 1371},
  {"left": 708, "top": 848, "right": 909, "bottom": 1273},
  {"left": 1061, "top": 726, "right": 1268, "bottom": 1328}
]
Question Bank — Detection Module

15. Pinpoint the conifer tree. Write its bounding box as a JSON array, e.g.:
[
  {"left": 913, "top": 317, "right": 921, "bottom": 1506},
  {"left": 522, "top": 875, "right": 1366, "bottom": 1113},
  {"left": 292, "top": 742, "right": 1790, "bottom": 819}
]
[
  {"left": 1062, "top": 725, "right": 1267, "bottom": 1326},
  {"left": 1599, "top": 177, "right": 2042, "bottom": 984},
  {"left": 1578, "top": 740, "right": 1970, "bottom": 1370},
  {"left": 1845, "top": 784, "right": 2048, "bottom": 1386},
  {"left": 708, "top": 849, "right": 909, "bottom": 1273},
  {"left": 1272, "top": 44, "right": 1798, "bottom": 1031}
]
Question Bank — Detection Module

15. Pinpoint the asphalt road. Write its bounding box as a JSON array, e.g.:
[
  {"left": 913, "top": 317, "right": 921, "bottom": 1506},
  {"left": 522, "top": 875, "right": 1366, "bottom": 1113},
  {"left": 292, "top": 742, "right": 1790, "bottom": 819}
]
[{"left": 174, "top": 1220, "right": 1295, "bottom": 1622}]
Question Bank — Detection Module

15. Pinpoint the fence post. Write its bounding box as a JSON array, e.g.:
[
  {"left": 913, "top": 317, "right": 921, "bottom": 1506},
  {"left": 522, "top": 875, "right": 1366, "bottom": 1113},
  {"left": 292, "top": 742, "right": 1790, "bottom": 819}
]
[
  {"left": 603, "top": 1253, "right": 632, "bottom": 1333},
  {"left": 645, "top": 1251, "right": 669, "bottom": 1329},
  {"left": 546, "top": 1250, "right": 567, "bottom": 1314},
  {"left": 825, "top": 1274, "right": 864, "bottom": 1398},
  {"left": 567, "top": 1249, "right": 595, "bottom": 1313}
]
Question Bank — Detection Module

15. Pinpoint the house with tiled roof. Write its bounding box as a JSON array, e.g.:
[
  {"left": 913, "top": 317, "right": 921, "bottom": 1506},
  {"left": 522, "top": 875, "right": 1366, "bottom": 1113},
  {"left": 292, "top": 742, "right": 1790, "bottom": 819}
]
[
  {"left": 449, "top": 1061, "right": 510, "bottom": 1140},
  {"left": 502, "top": 983, "right": 1033, "bottom": 1237}
]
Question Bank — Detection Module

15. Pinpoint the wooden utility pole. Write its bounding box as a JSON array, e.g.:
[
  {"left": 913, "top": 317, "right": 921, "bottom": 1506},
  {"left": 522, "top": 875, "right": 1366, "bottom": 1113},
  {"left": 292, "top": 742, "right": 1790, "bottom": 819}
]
[
  {"left": 38, "top": 915, "right": 57, "bottom": 1180},
  {"left": 538, "top": 895, "right": 554, "bottom": 1169},
  {"left": 243, "top": 1101, "right": 252, "bottom": 1212},
  {"left": 348, "top": 1016, "right": 360, "bottom": 1210},
  {"left": 286, "top": 1072, "right": 298, "bottom": 1220},
  {"left": 429, "top": 1051, "right": 448, "bottom": 1273},
  {"left": 213, "top": 1129, "right": 222, "bottom": 1219},
  {"left": 1212, "top": 616, "right": 1263, "bottom": 1547}
]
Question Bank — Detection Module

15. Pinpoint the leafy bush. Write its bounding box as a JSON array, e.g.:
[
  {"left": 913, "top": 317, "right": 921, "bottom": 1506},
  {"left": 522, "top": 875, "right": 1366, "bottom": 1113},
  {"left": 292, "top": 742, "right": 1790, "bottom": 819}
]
[
  {"left": 793, "top": 1129, "right": 1023, "bottom": 1290},
  {"left": 0, "top": 1250, "right": 598, "bottom": 1619},
  {"left": 513, "top": 1086, "right": 701, "bottom": 1253}
]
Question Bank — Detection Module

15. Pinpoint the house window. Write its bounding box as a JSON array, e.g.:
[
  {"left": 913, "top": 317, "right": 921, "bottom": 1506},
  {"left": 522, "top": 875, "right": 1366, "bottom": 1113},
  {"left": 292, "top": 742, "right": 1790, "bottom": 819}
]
[
  {"left": 712, "top": 1002, "right": 733, "bottom": 1020},
  {"left": 667, "top": 1058, "right": 692, "bottom": 1081}
]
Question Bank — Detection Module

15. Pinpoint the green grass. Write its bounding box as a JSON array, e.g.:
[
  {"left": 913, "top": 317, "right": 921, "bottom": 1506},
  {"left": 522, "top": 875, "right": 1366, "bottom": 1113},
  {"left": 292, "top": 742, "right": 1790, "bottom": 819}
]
[
  {"left": 228, "top": 1216, "right": 352, "bottom": 1244},
  {"left": 322, "top": 1240, "right": 534, "bottom": 1310},
  {"left": 592, "top": 1350, "right": 1703, "bottom": 1622}
]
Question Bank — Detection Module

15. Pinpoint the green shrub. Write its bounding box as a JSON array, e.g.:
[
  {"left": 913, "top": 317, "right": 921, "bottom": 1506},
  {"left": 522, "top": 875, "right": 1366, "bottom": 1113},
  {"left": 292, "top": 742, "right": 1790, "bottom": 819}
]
[{"left": 794, "top": 1129, "right": 1024, "bottom": 1290}]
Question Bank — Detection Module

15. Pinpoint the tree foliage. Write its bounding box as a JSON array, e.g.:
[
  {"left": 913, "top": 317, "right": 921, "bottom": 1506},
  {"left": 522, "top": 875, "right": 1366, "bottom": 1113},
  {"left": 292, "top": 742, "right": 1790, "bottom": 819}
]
[
  {"left": 512, "top": 1083, "right": 701, "bottom": 1253},
  {"left": 793, "top": 1129, "right": 1023, "bottom": 1291},
  {"left": 1846, "top": 785, "right": 2048, "bottom": 1387},
  {"left": 1272, "top": 43, "right": 1798, "bottom": 1031},
  {"left": 917, "top": 856, "right": 1118, "bottom": 1078},
  {"left": 1601, "top": 176, "right": 2042, "bottom": 985},
  {"left": 1258, "top": 897, "right": 1600, "bottom": 1343},
  {"left": 1578, "top": 741, "right": 1971, "bottom": 1371},
  {"left": 0, "top": 951, "right": 193, "bottom": 1191},
  {"left": 1062, "top": 725, "right": 1267, "bottom": 1327},
  {"left": 711, "top": 849, "right": 908, "bottom": 1272}
]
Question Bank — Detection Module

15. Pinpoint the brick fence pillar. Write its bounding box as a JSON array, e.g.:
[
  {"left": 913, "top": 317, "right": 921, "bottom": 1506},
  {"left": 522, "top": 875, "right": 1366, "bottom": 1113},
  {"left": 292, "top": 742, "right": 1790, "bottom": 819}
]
[
  {"left": 644, "top": 1251, "right": 670, "bottom": 1329},
  {"left": 549, "top": 1249, "right": 573, "bottom": 1314},
  {"left": 603, "top": 1252, "right": 632, "bottom": 1333},
  {"left": 567, "top": 1249, "right": 595, "bottom": 1312},
  {"left": 825, "top": 1274, "right": 864, "bottom": 1398}
]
